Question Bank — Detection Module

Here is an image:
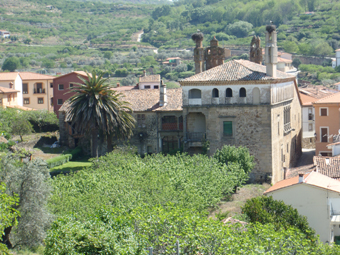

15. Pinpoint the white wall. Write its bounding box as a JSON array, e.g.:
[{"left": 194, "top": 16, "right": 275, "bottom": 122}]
[
  {"left": 271, "top": 81, "right": 294, "bottom": 104},
  {"left": 14, "top": 75, "right": 23, "bottom": 106},
  {"left": 302, "top": 106, "right": 315, "bottom": 138},
  {"left": 139, "top": 82, "right": 159, "bottom": 90},
  {"left": 268, "top": 184, "right": 340, "bottom": 243}
]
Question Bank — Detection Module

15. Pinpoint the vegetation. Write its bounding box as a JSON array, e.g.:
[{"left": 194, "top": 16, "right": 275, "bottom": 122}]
[
  {"left": 0, "top": 155, "right": 52, "bottom": 249},
  {"left": 66, "top": 71, "right": 135, "bottom": 157},
  {"left": 11, "top": 115, "right": 33, "bottom": 142},
  {"left": 50, "top": 158, "right": 92, "bottom": 174}
]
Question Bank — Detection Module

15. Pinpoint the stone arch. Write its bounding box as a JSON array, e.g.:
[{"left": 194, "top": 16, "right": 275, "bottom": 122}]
[
  {"left": 189, "top": 89, "right": 201, "bottom": 99},
  {"left": 226, "top": 88, "right": 233, "bottom": 97},
  {"left": 253, "top": 87, "right": 260, "bottom": 104},
  {"left": 212, "top": 88, "right": 219, "bottom": 98}
]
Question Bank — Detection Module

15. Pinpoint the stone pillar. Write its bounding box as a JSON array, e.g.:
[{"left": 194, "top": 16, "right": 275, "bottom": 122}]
[
  {"left": 265, "top": 24, "right": 277, "bottom": 78},
  {"left": 192, "top": 32, "right": 205, "bottom": 74}
]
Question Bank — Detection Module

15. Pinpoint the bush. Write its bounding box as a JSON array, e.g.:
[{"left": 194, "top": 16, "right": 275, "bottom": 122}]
[
  {"left": 63, "top": 147, "right": 83, "bottom": 160},
  {"left": 46, "top": 154, "right": 72, "bottom": 168}
]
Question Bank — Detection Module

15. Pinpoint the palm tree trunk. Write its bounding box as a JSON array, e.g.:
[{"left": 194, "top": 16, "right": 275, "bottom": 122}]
[
  {"left": 91, "top": 129, "right": 98, "bottom": 158},
  {"left": 107, "top": 133, "right": 113, "bottom": 153}
]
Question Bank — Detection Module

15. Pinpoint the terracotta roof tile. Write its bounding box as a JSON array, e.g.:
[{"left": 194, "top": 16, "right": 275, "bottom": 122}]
[
  {"left": 313, "top": 91, "right": 340, "bottom": 104},
  {"left": 299, "top": 87, "right": 337, "bottom": 99},
  {"left": 54, "top": 71, "right": 89, "bottom": 80},
  {"left": 0, "top": 72, "right": 19, "bottom": 81},
  {"left": 180, "top": 60, "right": 294, "bottom": 84},
  {"left": 112, "top": 86, "right": 137, "bottom": 91},
  {"left": 299, "top": 92, "right": 318, "bottom": 106},
  {"left": 277, "top": 57, "right": 292, "bottom": 63},
  {"left": 286, "top": 164, "right": 316, "bottom": 179},
  {"left": 0, "top": 87, "right": 19, "bottom": 93},
  {"left": 19, "top": 72, "right": 55, "bottom": 80},
  {"left": 264, "top": 172, "right": 340, "bottom": 194},
  {"left": 139, "top": 74, "right": 160, "bottom": 83}
]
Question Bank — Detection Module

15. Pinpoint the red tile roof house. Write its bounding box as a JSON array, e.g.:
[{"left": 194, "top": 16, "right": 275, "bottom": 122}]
[
  {"left": 52, "top": 71, "right": 89, "bottom": 118},
  {"left": 264, "top": 171, "right": 340, "bottom": 243}
]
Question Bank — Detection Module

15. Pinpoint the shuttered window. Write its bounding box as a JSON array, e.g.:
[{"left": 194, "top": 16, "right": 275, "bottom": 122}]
[{"left": 223, "top": 121, "right": 233, "bottom": 136}]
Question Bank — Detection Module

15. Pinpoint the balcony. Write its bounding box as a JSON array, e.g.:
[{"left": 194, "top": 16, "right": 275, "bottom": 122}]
[
  {"left": 34, "top": 88, "right": 45, "bottom": 94},
  {"left": 284, "top": 122, "right": 291, "bottom": 134},
  {"left": 186, "top": 132, "right": 206, "bottom": 142}
]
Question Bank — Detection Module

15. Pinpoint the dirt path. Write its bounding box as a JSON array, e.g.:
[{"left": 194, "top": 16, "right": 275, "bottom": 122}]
[{"left": 209, "top": 183, "right": 271, "bottom": 219}]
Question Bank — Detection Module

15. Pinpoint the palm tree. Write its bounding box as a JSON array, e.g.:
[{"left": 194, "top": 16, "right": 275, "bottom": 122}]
[{"left": 65, "top": 70, "right": 135, "bottom": 157}]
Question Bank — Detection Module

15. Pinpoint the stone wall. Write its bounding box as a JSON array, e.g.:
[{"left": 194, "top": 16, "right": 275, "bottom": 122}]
[
  {"left": 59, "top": 111, "right": 68, "bottom": 146},
  {"left": 302, "top": 137, "right": 315, "bottom": 149}
]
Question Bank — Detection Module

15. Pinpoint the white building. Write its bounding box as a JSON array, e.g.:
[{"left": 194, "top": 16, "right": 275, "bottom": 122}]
[
  {"left": 0, "top": 30, "right": 10, "bottom": 38},
  {"left": 0, "top": 72, "right": 23, "bottom": 106},
  {"left": 264, "top": 171, "right": 340, "bottom": 243},
  {"left": 138, "top": 71, "right": 160, "bottom": 90}
]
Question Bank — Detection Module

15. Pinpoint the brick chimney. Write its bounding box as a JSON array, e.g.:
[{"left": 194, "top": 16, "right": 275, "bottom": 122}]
[
  {"left": 265, "top": 23, "right": 277, "bottom": 78},
  {"left": 159, "top": 79, "right": 167, "bottom": 107}
]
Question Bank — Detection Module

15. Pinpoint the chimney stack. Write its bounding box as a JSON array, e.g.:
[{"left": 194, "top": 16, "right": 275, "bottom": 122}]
[
  {"left": 143, "top": 70, "right": 146, "bottom": 77},
  {"left": 159, "top": 79, "right": 167, "bottom": 107},
  {"left": 265, "top": 23, "right": 277, "bottom": 78},
  {"left": 298, "top": 173, "right": 304, "bottom": 183},
  {"left": 191, "top": 32, "right": 204, "bottom": 74}
]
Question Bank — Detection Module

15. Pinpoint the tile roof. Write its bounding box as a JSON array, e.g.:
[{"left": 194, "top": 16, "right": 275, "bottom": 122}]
[
  {"left": 179, "top": 60, "right": 294, "bottom": 85},
  {"left": 54, "top": 71, "right": 89, "bottom": 80},
  {"left": 19, "top": 72, "right": 55, "bottom": 80},
  {"left": 277, "top": 57, "right": 292, "bottom": 63},
  {"left": 112, "top": 86, "right": 137, "bottom": 91},
  {"left": 299, "top": 86, "right": 337, "bottom": 99},
  {"left": 119, "top": 88, "right": 182, "bottom": 112},
  {"left": 299, "top": 92, "right": 318, "bottom": 106},
  {"left": 313, "top": 91, "right": 340, "bottom": 104},
  {"left": 0, "top": 87, "right": 19, "bottom": 93},
  {"left": 139, "top": 74, "right": 160, "bottom": 83},
  {"left": 264, "top": 171, "right": 340, "bottom": 194},
  {"left": 0, "top": 72, "right": 19, "bottom": 81},
  {"left": 314, "top": 155, "right": 340, "bottom": 179},
  {"left": 286, "top": 164, "right": 316, "bottom": 179}
]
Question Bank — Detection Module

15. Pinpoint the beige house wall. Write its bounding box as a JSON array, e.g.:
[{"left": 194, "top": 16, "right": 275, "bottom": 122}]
[
  {"left": 267, "top": 184, "right": 339, "bottom": 243},
  {"left": 22, "top": 79, "right": 54, "bottom": 111},
  {"left": 0, "top": 93, "right": 18, "bottom": 107},
  {"left": 314, "top": 103, "right": 340, "bottom": 156}
]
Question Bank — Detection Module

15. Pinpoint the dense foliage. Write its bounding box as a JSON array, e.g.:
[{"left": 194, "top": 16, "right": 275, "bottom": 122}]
[
  {"left": 0, "top": 155, "right": 52, "bottom": 248},
  {"left": 49, "top": 152, "right": 246, "bottom": 217},
  {"left": 45, "top": 205, "right": 340, "bottom": 254},
  {"left": 242, "top": 196, "right": 316, "bottom": 242}
]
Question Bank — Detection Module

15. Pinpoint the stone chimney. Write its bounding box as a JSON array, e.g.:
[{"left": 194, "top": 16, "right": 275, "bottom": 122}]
[
  {"left": 191, "top": 32, "right": 204, "bottom": 74},
  {"left": 143, "top": 70, "right": 146, "bottom": 77},
  {"left": 250, "top": 35, "right": 262, "bottom": 64},
  {"left": 298, "top": 173, "right": 304, "bottom": 183},
  {"left": 265, "top": 23, "right": 277, "bottom": 78},
  {"left": 159, "top": 79, "right": 167, "bottom": 107}
]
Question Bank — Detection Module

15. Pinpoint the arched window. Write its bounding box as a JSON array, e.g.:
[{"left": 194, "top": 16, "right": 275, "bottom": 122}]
[
  {"left": 226, "top": 88, "right": 233, "bottom": 97},
  {"left": 253, "top": 87, "right": 260, "bottom": 104},
  {"left": 189, "top": 89, "right": 201, "bottom": 99},
  {"left": 239, "top": 87, "right": 246, "bottom": 98},
  {"left": 212, "top": 88, "right": 219, "bottom": 98}
]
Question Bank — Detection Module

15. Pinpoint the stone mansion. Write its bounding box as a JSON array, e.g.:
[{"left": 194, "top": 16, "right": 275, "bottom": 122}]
[{"left": 59, "top": 25, "right": 302, "bottom": 184}]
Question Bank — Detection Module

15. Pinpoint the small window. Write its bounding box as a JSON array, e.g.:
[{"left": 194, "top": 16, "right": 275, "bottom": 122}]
[
  {"left": 38, "top": 98, "right": 44, "bottom": 104},
  {"left": 154, "top": 85, "right": 159, "bottom": 89},
  {"left": 239, "top": 88, "right": 246, "bottom": 97},
  {"left": 226, "top": 88, "right": 232, "bottom": 97},
  {"left": 320, "top": 108, "right": 328, "bottom": 116},
  {"left": 69, "top": 83, "right": 74, "bottom": 89},
  {"left": 7, "top": 95, "right": 11, "bottom": 102},
  {"left": 57, "top": 99, "right": 63, "bottom": 105},
  {"left": 51, "top": 97, "right": 53, "bottom": 106},
  {"left": 223, "top": 121, "right": 233, "bottom": 136},
  {"left": 58, "top": 84, "right": 64, "bottom": 90},
  {"left": 308, "top": 123, "right": 313, "bottom": 131},
  {"left": 189, "top": 89, "right": 201, "bottom": 99},
  {"left": 50, "top": 83, "right": 53, "bottom": 88},
  {"left": 137, "top": 114, "right": 146, "bottom": 128},
  {"left": 212, "top": 88, "right": 219, "bottom": 98},
  {"left": 24, "top": 98, "right": 30, "bottom": 104},
  {"left": 23, "top": 83, "right": 28, "bottom": 94},
  {"left": 321, "top": 128, "right": 328, "bottom": 142},
  {"left": 144, "top": 85, "right": 150, "bottom": 89}
]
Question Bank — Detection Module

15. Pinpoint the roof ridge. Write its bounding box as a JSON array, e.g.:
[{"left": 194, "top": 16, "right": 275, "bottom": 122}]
[{"left": 314, "top": 91, "right": 340, "bottom": 104}]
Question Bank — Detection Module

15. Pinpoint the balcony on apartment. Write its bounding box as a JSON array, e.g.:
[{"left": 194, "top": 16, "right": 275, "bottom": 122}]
[
  {"left": 161, "top": 116, "right": 183, "bottom": 131},
  {"left": 185, "top": 132, "right": 206, "bottom": 148},
  {"left": 33, "top": 83, "right": 45, "bottom": 94}
]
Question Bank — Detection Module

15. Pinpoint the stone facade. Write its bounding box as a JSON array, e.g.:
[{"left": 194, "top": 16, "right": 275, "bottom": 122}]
[
  {"left": 302, "top": 137, "right": 316, "bottom": 149},
  {"left": 205, "top": 37, "right": 225, "bottom": 71}
]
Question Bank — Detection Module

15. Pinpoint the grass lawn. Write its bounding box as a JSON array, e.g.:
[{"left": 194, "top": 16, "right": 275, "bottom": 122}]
[{"left": 50, "top": 158, "right": 92, "bottom": 176}]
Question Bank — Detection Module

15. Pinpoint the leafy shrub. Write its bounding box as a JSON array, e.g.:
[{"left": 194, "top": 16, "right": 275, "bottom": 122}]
[
  {"left": 63, "top": 147, "right": 83, "bottom": 160},
  {"left": 46, "top": 154, "right": 72, "bottom": 168}
]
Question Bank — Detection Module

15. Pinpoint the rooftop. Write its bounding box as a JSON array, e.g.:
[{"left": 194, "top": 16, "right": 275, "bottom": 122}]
[
  {"left": 0, "top": 87, "right": 19, "bottom": 94},
  {"left": 139, "top": 74, "right": 161, "bottom": 83},
  {"left": 179, "top": 59, "right": 295, "bottom": 85},
  {"left": 19, "top": 72, "right": 55, "bottom": 80},
  {"left": 313, "top": 91, "right": 340, "bottom": 104},
  {"left": 264, "top": 171, "right": 340, "bottom": 194},
  {"left": 0, "top": 72, "right": 19, "bottom": 81},
  {"left": 54, "top": 71, "right": 89, "bottom": 80},
  {"left": 299, "top": 86, "right": 337, "bottom": 100},
  {"left": 299, "top": 92, "right": 318, "bottom": 106}
]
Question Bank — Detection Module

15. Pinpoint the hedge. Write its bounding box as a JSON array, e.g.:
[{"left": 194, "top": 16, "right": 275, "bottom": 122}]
[
  {"left": 46, "top": 154, "right": 72, "bottom": 168},
  {"left": 63, "top": 147, "right": 83, "bottom": 160}
]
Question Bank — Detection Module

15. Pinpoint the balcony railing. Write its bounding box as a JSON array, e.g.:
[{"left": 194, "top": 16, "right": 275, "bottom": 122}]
[
  {"left": 34, "top": 88, "right": 45, "bottom": 94},
  {"left": 186, "top": 132, "right": 206, "bottom": 142},
  {"left": 284, "top": 122, "right": 291, "bottom": 134}
]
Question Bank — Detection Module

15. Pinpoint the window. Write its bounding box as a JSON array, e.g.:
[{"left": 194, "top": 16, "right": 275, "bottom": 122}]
[
  {"left": 137, "top": 114, "right": 146, "bottom": 128},
  {"left": 57, "top": 99, "right": 63, "bottom": 105},
  {"left": 189, "top": 89, "right": 201, "bottom": 99},
  {"left": 212, "top": 88, "right": 219, "bottom": 98},
  {"left": 162, "top": 116, "right": 177, "bottom": 130},
  {"left": 7, "top": 95, "right": 11, "bottom": 102},
  {"left": 278, "top": 121, "right": 280, "bottom": 135},
  {"left": 223, "top": 121, "right": 233, "bottom": 136},
  {"left": 144, "top": 85, "right": 150, "bottom": 89},
  {"left": 321, "top": 127, "right": 328, "bottom": 142},
  {"left": 38, "top": 98, "right": 44, "bottom": 104},
  {"left": 162, "top": 136, "right": 179, "bottom": 154},
  {"left": 24, "top": 98, "right": 30, "bottom": 104},
  {"left": 320, "top": 108, "right": 328, "bottom": 116},
  {"left": 58, "top": 84, "right": 64, "bottom": 90},
  {"left": 226, "top": 88, "right": 233, "bottom": 97},
  {"left": 239, "top": 88, "right": 246, "bottom": 97},
  {"left": 50, "top": 83, "right": 53, "bottom": 88},
  {"left": 35, "top": 83, "right": 43, "bottom": 93},
  {"left": 69, "top": 83, "right": 74, "bottom": 89},
  {"left": 0, "top": 98, "right": 2, "bottom": 104},
  {"left": 154, "top": 85, "right": 159, "bottom": 89},
  {"left": 23, "top": 83, "right": 28, "bottom": 94},
  {"left": 51, "top": 97, "right": 53, "bottom": 106},
  {"left": 308, "top": 123, "right": 313, "bottom": 131},
  {"left": 284, "top": 106, "right": 291, "bottom": 133}
]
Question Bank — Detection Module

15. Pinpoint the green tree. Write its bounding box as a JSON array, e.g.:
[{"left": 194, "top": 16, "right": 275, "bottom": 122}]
[
  {"left": 66, "top": 71, "right": 135, "bottom": 157},
  {"left": 41, "top": 58, "right": 55, "bottom": 69},
  {"left": 227, "top": 21, "right": 253, "bottom": 38},
  {"left": 292, "top": 58, "right": 302, "bottom": 69},
  {"left": 0, "top": 155, "right": 52, "bottom": 248},
  {"left": 103, "top": 51, "right": 113, "bottom": 59},
  {"left": 242, "top": 196, "right": 316, "bottom": 242},
  {"left": 11, "top": 116, "right": 33, "bottom": 142},
  {"left": 26, "top": 110, "right": 58, "bottom": 132},
  {"left": 2, "top": 57, "right": 21, "bottom": 72},
  {"left": 283, "top": 41, "right": 299, "bottom": 53}
]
